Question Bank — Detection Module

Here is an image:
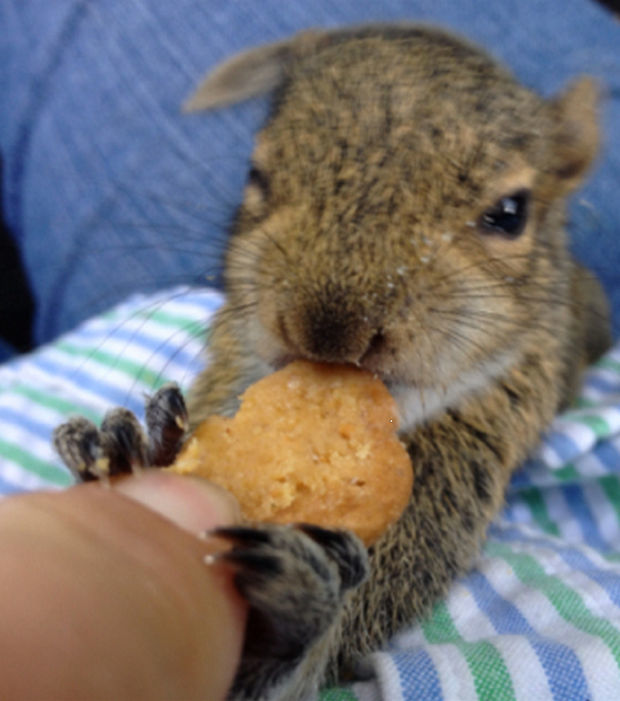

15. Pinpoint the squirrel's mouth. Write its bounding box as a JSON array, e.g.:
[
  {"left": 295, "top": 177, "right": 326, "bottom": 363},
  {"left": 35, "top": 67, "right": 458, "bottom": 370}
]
[
  {"left": 255, "top": 314, "right": 405, "bottom": 391},
  {"left": 269, "top": 351, "right": 398, "bottom": 387},
  {"left": 269, "top": 352, "right": 301, "bottom": 372}
]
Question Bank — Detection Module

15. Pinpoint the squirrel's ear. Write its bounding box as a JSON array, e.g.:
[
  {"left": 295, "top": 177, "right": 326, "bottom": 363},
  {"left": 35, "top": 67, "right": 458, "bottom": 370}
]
[
  {"left": 548, "top": 77, "right": 600, "bottom": 190},
  {"left": 183, "top": 30, "right": 327, "bottom": 112}
]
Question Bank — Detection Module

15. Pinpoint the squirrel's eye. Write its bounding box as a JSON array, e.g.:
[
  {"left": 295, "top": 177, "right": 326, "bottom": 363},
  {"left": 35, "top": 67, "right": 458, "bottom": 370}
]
[{"left": 478, "top": 189, "right": 530, "bottom": 238}]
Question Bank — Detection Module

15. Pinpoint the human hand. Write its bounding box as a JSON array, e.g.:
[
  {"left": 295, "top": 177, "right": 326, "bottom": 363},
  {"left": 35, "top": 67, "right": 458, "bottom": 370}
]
[{"left": 0, "top": 472, "right": 247, "bottom": 701}]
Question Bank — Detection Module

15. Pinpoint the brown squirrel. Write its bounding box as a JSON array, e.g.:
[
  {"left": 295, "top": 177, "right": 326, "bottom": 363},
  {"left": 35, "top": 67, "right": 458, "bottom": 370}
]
[{"left": 55, "top": 24, "right": 611, "bottom": 701}]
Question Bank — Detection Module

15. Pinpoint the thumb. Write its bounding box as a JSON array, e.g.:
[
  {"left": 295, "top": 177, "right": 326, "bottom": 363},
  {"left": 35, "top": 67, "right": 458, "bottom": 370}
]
[
  {"left": 0, "top": 472, "right": 247, "bottom": 701},
  {"left": 109, "top": 471, "right": 248, "bottom": 696},
  {"left": 114, "top": 469, "right": 242, "bottom": 533}
]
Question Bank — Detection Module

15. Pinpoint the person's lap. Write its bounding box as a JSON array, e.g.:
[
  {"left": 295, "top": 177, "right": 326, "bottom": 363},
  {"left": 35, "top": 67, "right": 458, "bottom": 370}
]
[{"left": 0, "top": 0, "right": 618, "bottom": 346}]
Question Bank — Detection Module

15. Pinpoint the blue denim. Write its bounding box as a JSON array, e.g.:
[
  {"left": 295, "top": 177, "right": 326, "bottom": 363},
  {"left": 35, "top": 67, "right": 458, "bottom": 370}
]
[{"left": 1, "top": 0, "right": 619, "bottom": 343}]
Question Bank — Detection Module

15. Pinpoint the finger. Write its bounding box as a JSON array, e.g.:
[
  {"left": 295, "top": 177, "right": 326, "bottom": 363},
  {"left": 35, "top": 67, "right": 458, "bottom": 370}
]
[{"left": 0, "top": 479, "right": 246, "bottom": 701}]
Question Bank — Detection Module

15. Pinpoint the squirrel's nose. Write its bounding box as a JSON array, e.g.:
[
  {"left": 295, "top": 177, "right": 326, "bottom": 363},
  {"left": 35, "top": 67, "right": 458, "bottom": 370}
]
[{"left": 280, "top": 299, "right": 383, "bottom": 365}]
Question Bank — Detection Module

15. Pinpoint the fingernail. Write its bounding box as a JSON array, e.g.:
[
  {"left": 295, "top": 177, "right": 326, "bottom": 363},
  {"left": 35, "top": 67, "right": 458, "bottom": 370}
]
[{"left": 114, "top": 470, "right": 241, "bottom": 534}]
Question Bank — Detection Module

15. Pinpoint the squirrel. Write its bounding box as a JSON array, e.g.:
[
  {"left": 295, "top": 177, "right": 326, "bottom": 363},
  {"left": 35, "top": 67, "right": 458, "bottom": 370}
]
[{"left": 55, "top": 24, "right": 612, "bottom": 701}]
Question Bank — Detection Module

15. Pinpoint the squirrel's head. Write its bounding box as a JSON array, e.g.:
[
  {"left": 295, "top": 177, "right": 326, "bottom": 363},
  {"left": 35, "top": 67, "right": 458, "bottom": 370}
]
[{"left": 189, "top": 25, "right": 599, "bottom": 426}]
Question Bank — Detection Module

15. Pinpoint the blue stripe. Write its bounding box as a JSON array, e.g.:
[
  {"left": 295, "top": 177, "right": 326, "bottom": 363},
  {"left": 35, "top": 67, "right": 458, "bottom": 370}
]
[
  {"left": 592, "top": 439, "right": 620, "bottom": 473},
  {"left": 508, "top": 465, "right": 533, "bottom": 489},
  {"left": 584, "top": 374, "right": 620, "bottom": 396},
  {"left": 492, "top": 525, "right": 620, "bottom": 609},
  {"left": 501, "top": 499, "right": 538, "bottom": 527},
  {"left": 0, "top": 405, "right": 60, "bottom": 444},
  {"left": 554, "top": 546, "right": 620, "bottom": 610},
  {"left": 71, "top": 319, "right": 205, "bottom": 368},
  {"left": 30, "top": 356, "right": 147, "bottom": 417},
  {"left": 392, "top": 649, "right": 443, "bottom": 701},
  {"left": 544, "top": 430, "right": 582, "bottom": 465},
  {"left": 500, "top": 504, "right": 520, "bottom": 524},
  {"left": 561, "top": 483, "right": 609, "bottom": 552},
  {"left": 466, "top": 569, "right": 590, "bottom": 700}
]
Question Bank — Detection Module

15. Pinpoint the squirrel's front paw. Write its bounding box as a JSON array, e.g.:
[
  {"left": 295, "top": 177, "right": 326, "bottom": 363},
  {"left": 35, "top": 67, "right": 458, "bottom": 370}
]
[
  {"left": 53, "top": 384, "right": 188, "bottom": 481},
  {"left": 213, "top": 523, "right": 368, "bottom": 697}
]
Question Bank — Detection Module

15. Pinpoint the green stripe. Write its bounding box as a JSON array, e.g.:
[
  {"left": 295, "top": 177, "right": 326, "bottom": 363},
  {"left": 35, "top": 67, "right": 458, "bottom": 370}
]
[
  {"left": 487, "top": 542, "right": 620, "bottom": 671},
  {"left": 423, "top": 601, "right": 516, "bottom": 701},
  {"left": 12, "top": 384, "right": 102, "bottom": 423},
  {"left": 0, "top": 439, "right": 72, "bottom": 487},
  {"left": 56, "top": 341, "right": 163, "bottom": 389},
  {"left": 319, "top": 689, "right": 357, "bottom": 701},
  {"left": 552, "top": 464, "right": 580, "bottom": 482},
  {"left": 573, "top": 413, "right": 611, "bottom": 440},
  {"left": 595, "top": 358, "right": 620, "bottom": 374},
  {"left": 516, "top": 487, "right": 560, "bottom": 536},
  {"left": 134, "top": 308, "right": 205, "bottom": 335},
  {"left": 598, "top": 475, "right": 620, "bottom": 524},
  {"left": 574, "top": 397, "right": 597, "bottom": 409}
]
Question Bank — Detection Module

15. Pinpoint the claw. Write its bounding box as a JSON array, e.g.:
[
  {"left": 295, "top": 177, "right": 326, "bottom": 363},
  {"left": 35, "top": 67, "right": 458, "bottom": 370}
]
[
  {"left": 218, "top": 550, "right": 284, "bottom": 577},
  {"left": 145, "top": 383, "right": 188, "bottom": 466},
  {"left": 297, "top": 523, "right": 369, "bottom": 590},
  {"left": 100, "top": 408, "right": 148, "bottom": 473},
  {"left": 53, "top": 417, "right": 105, "bottom": 481},
  {"left": 205, "top": 526, "right": 284, "bottom": 584},
  {"left": 208, "top": 525, "right": 274, "bottom": 545}
]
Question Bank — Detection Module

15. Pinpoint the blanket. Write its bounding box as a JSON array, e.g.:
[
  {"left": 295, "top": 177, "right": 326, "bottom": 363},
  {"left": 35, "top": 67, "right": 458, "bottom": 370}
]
[{"left": 1, "top": 286, "right": 619, "bottom": 700}]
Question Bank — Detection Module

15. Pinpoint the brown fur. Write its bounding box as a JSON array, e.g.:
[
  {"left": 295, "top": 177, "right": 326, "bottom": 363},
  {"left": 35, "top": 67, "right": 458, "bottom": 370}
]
[{"left": 184, "top": 24, "right": 611, "bottom": 699}]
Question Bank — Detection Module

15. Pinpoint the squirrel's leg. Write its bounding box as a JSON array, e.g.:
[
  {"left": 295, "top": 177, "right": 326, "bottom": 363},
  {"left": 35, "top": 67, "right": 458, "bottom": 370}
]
[{"left": 214, "top": 523, "right": 368, "bottom": 701}]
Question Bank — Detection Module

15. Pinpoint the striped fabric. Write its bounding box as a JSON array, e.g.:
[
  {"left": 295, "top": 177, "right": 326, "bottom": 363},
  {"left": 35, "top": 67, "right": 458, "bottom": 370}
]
[{"left": 1, "top": 286, "right": 619, "bottom": 701}]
